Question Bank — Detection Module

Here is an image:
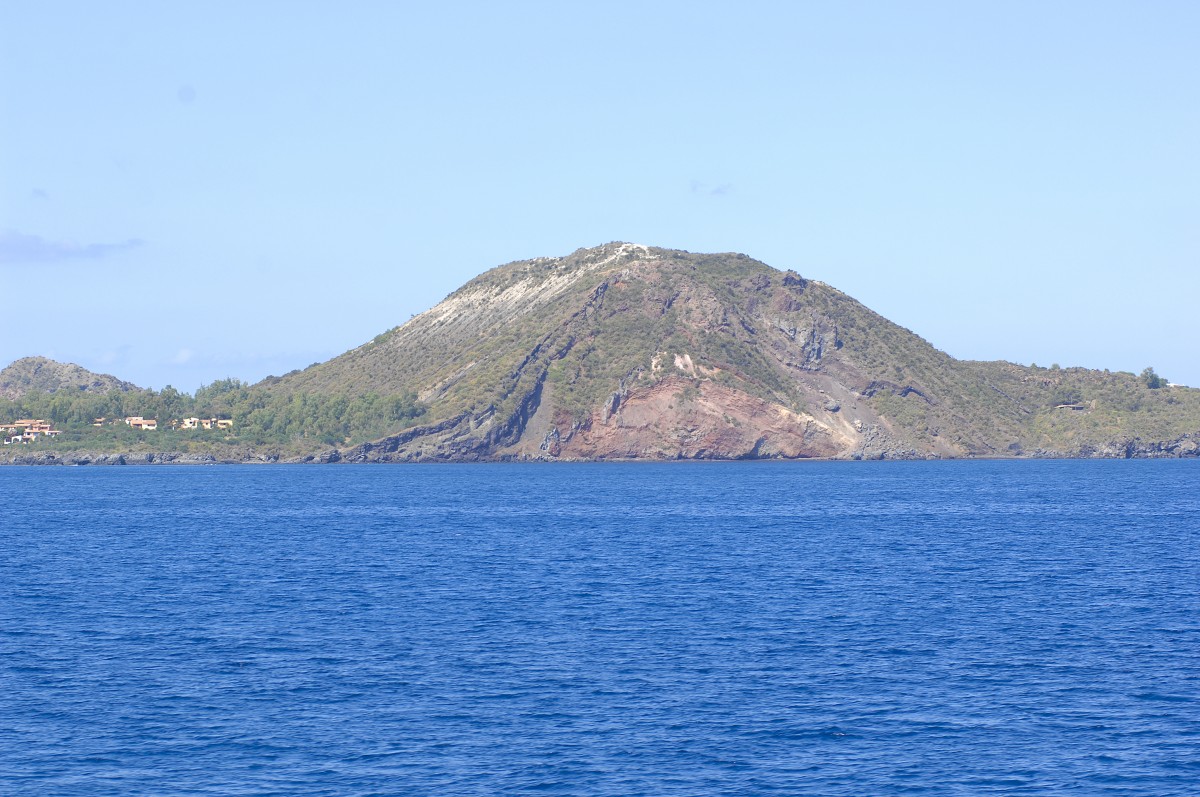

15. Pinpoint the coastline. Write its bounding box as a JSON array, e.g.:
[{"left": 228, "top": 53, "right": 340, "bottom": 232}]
[{"left": 3, "top": 434, "right": 1199, "bottom": 466}]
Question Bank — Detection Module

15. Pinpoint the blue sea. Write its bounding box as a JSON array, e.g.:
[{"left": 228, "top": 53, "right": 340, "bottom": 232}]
[{"left": 2, "top": 460, "right": 1198, "bottom": 796}]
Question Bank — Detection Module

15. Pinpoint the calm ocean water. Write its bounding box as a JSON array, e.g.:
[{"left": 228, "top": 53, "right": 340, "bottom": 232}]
[{"left": 1, "top": 460, "right": 1197, "bottom": 796}]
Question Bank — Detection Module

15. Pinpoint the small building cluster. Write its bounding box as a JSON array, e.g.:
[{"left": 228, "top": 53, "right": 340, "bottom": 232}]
[
  {"left": 91, "top": 416, "right": 162, "bottom": 430},
  {"left": 1, "top": 419, "right": 63, "bottom": 445},
  {"left": 90, "top": 415, "right": 233, "bottom": 431},
  {"left": 4, "top": 415, "right": 234, "bottom": 444},
  {"left": 173, "top": 417, "right": 234, "bottom": 431}
]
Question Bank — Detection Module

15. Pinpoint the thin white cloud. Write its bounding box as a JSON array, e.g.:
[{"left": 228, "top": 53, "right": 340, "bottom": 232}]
[{"left": 0, "top": 230, "right": 145, "bottom": 264}]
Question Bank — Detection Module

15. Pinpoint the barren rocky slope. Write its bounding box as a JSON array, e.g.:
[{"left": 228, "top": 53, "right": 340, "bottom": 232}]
[{"left": 269, "top": 243, "right": 1200, "bottom": 461}]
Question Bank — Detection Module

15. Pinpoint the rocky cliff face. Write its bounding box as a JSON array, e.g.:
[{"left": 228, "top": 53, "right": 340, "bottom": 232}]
[
  {"left": 270, "top": 243, "right": 1200, "bottom": 461},
  {"left": 0, "top": 356, "right": 139, "bottom": 400}
]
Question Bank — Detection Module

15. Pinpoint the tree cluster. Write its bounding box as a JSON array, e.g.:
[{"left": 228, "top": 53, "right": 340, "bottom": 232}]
[
  {"left": 1141, "top": 367, "right": 1167, "bottom": 390},
  {"left": 0, "top": 378, "right": 426, "bottom": 450}
]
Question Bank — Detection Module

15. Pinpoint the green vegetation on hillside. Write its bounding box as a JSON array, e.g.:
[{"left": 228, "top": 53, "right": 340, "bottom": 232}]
[
  {"left": 233, "top": 243, "right": 1200, "bottom": 459},
  {"left": 5, "top": 244, "right": 1198, "bottom": 462},
  {"left": 0, "top": 356, "right": 138, "bottom": 400},
  {"left": 1, "top": 378, "right": 425, "bottom": 455},
  {"left": 966, "top": 363, "right": 1200, "bottom": 451},
  {"left": 1141, "top": 367, "right": 1167, "bottom": 390}
]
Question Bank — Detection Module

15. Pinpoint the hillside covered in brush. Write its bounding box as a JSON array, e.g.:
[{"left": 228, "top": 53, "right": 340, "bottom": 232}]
[
  {"left": 4, "top": 243, "right": 1198, "bottom": 464},
  {"left": 0, "top": 357, "right": 138, "bottom": 400},
  {"left": 266, "top": 243, "right": 1200, "bottom": 461}
]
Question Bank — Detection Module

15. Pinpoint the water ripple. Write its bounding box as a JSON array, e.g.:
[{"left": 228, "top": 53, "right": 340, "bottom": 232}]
[{"left": 2, "top": 460, "right": 1198, "bottom": 795}]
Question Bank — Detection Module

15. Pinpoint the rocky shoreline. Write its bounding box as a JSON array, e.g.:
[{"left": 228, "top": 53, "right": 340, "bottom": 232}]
[
  {"left": 0, "top": 450, "right": 282, "bottom": 466},
  {"left": 3, "top": 431, "right": 1198, "bottom": 466}
]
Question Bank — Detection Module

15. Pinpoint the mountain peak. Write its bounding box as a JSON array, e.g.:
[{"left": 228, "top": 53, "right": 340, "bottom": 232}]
[
  {"left": 5, "top": 245, "right": 1199, "bottom": 462},
  {"left": 264, "top": 247, "right": 982, "bottom": 459},
  {"left": 263, "top": 244, "right": 1200, "bottom": 461}
]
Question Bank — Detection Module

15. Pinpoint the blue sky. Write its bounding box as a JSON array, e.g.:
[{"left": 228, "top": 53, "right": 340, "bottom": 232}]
[{"left": 2, "top": 2, "right": 1197, "bottom": 390}]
